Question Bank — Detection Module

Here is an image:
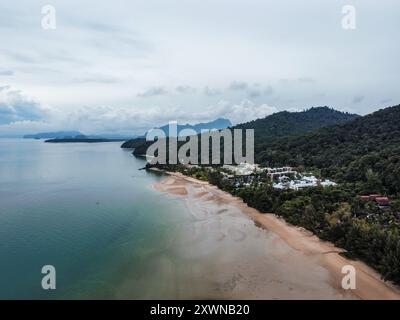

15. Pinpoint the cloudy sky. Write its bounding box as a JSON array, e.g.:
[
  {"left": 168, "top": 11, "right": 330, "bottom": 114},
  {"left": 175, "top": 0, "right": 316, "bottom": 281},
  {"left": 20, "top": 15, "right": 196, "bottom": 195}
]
[{"left": 0, "top": 0, "right": 399, "bottom": 136}]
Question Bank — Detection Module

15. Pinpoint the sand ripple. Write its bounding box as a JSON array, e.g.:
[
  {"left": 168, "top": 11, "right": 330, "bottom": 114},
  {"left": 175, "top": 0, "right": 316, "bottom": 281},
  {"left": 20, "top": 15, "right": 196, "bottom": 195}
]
[{"left": 152, "top": 171, "right": 400, "bottom": 300}]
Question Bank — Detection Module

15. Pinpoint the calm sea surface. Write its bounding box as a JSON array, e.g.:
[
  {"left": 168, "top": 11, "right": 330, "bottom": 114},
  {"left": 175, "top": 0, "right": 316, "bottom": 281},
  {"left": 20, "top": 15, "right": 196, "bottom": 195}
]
[{"left": 0, "top": 139, "right": 188, "bottom": 299}]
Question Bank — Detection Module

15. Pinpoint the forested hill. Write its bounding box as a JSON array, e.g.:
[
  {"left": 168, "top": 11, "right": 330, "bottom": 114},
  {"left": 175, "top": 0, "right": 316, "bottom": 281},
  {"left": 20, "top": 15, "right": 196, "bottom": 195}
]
[
  {"left": 234, "top": 107, "right": 359, "bottom": 143},
  {"left": 257, "top": 105, "right": 400, "bottom": 194},
  {"left": 122, "top": 107, "right": 358, "bottom": 150}
]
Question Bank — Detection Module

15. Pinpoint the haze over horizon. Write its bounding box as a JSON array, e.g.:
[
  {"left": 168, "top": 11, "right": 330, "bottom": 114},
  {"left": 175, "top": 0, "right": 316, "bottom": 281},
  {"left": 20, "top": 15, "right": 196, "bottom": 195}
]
[{"left": 0, "top": 0, "right": 399, "bottom": 136}]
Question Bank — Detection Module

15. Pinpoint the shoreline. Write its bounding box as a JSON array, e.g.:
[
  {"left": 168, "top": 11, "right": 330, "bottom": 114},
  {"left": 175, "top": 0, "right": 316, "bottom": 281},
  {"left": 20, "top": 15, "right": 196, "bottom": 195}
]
[{"left": 152, "top": 169, "right": 400, "bottom": 300}]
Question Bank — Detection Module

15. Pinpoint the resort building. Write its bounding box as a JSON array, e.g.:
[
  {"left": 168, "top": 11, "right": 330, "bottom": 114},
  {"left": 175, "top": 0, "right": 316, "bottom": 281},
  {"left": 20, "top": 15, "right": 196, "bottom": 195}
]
[
  {"left": 360, "top": 194, "right": 390, "bottom": 207},
  {"left": 222, "top": 162, "right": 258, "bottom": 176},
  {"left": 265, "top": 167, "right": 296, "bottom": 179},
  {"left": 273, "top": 175, "right": 337, "bottom": 190}
]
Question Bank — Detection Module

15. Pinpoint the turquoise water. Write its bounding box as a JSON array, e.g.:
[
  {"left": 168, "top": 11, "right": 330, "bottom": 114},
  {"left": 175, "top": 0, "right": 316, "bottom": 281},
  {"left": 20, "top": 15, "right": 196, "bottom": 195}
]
[{"left": 0, "top": 139, "right": 188, "bottom": 299}]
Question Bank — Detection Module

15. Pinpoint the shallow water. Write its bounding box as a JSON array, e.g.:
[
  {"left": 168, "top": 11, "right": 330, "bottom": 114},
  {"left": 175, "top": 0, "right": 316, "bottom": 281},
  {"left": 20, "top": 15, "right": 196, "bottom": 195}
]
[{"left": 0, "top": 139, "right": 189, "bottom": 299}]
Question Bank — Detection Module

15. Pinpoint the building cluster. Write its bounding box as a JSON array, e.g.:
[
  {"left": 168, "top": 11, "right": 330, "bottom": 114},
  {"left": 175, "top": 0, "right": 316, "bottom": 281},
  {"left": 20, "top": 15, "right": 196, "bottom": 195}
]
[
  {"left": 360, "top": 194, "right": 390, "bottom": 207},
  {"left": 222, "top": 163, "right": 261, "bottom": 176},
  {"left": 265, "top": 167, "right": 295, "bottom": 179},
  {"left": 222, "top": 164, "right": 298, "bottom": 177},
  {"left": 220, "top": 163, "right": 337, "bottom": 190},
  {"left": 272, "top": 174, "right": 337, "bottom": 190}
]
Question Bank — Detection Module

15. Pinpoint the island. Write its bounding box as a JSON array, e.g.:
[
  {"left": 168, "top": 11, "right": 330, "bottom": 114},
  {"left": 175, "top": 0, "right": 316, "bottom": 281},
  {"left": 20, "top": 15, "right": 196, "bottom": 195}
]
[{"left": 45, "top": 137, "right": 126, "bottom": 143}]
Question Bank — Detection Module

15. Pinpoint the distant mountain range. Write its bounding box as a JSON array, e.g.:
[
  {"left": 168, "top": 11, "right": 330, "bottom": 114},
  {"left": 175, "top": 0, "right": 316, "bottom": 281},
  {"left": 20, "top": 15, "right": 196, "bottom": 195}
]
[
  {"left": 157, "top": 118, "right": 232, "bottom": 136},
  {"left": 23, "top": 131, "right": 84, "bottom": 139},
  {"left": 121, "top": 118, "right": 232, "bottom": 148},
  {"left": 44, "top": 137, "right": 127, "bottom": 143},
  {"left": 23, "top": 119, "right": 231, "bottom": 142},
  {"left": 24, "top": 131, "right": 137, "bottom": 141}
]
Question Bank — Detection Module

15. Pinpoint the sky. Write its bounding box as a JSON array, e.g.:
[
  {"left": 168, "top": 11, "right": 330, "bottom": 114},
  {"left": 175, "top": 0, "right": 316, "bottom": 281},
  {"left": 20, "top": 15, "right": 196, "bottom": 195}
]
[{"left": 0, "top": 0, "right": 399, "bottom": 136}]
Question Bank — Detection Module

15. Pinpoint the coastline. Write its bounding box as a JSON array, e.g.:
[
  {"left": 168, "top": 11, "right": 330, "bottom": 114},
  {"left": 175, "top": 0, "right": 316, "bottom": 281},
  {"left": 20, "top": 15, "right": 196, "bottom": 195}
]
[{"left": 152, "top": 169, "right": 400, "bottom": 300}]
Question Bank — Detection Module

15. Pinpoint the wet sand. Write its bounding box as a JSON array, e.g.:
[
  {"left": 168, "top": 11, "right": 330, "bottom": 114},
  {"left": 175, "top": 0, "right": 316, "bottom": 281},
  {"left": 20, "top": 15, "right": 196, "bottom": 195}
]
[{"left": 153, "top": 171, "right": 400, "bottom": 300}]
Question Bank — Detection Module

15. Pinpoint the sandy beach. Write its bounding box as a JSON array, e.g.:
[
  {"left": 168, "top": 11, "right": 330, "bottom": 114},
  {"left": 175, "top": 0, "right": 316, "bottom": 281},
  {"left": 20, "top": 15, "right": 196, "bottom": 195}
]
[{"left": 153, "top": 171, "right": 400, "bottom": 300}]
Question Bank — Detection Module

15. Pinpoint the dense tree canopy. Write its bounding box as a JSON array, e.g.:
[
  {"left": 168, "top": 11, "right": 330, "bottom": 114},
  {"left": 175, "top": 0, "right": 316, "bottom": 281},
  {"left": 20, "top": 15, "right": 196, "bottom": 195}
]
[{"left": 255, "top": 105, "right": 400, "bottom": 195}]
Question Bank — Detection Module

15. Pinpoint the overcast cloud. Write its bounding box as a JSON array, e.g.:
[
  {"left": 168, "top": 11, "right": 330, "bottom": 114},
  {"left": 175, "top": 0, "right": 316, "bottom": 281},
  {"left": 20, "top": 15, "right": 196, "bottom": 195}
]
[{"left": 0, "top": 0, "right": 399, "bottom": 136}]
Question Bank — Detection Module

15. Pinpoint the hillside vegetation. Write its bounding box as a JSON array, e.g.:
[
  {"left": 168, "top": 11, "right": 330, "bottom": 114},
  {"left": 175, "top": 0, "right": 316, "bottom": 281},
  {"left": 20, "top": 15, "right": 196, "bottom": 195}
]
[
  {"left": 257, "top": 105, "right": 400, "bottom": 195},
  {"left": 235, "top": 106, "right": 359, "bottom": 144}
]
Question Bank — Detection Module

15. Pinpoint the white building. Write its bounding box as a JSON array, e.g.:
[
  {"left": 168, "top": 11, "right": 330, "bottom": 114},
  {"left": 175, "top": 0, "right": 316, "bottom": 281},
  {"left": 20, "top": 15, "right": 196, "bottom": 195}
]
[
  {"left": 223, "top": 162, "right": 257, "bottom": 176},
  {"left": 265, "top": 167, "right": 296, "bottom": 179},
  {"left": 273, "top": 174, "right": 337, "bottom": 190}
]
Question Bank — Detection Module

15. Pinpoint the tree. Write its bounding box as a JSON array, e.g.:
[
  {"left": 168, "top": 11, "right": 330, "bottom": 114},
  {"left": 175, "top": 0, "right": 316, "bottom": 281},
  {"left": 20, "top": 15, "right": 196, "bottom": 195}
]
[{"left": 364, "top": 168, "right": 383, "bottom": 194}]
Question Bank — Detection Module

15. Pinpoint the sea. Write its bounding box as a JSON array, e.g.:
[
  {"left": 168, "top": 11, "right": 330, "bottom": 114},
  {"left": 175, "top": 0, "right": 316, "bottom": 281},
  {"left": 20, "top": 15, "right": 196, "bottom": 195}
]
[{"left": 0, "top": 139, "right": 188, "bottom": 299}]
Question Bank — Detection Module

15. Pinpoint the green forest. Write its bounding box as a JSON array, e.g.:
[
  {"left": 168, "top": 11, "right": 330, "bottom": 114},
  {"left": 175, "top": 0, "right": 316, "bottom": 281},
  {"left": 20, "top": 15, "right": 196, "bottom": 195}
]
[
  {"left": 256, "top": 105, "right": 400, "bottom": 195},
  {"left": 124, "top": 105, "right": 400, "bottom": 285}
]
